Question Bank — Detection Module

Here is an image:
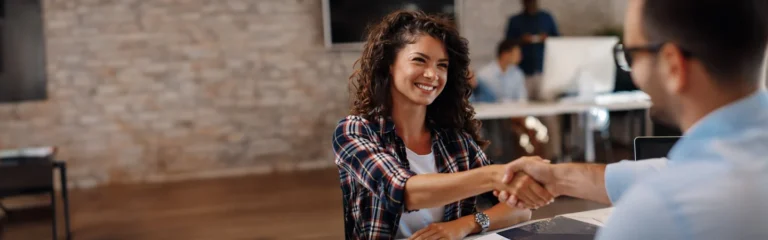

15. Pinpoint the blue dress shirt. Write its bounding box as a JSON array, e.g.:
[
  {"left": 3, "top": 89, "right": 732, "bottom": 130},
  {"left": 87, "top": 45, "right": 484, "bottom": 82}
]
[
  {"left": 471, "top": 80, "right": 498, "bottom": 103},
  {"left": 476, "top": 62, "right": 527, "bottom": 102},
  {"left": 600, "top": 90, "right": 768, "bottom": 240}
]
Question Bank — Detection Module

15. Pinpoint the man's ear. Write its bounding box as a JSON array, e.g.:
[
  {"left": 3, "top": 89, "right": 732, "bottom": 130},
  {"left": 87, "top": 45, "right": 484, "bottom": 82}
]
[{"left": 659, "top": 43, "right": 689, "bottom": 94}]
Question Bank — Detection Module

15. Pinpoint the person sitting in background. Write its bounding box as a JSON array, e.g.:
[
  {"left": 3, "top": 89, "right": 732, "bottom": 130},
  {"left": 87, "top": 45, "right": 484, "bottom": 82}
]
[
  {"left": 332, "top": 10, "right": 538, "bottom": 240},
  {"left": 474, "top": 40, "right": 547, "bottom": 161},
  {"left": 477, "top": 40, "right": 527, "bottom": 103},
  {"left": 468, "top": 70, "right": 497, "bottom": 103},
  {"left": 505, "top": 0, "right": 559, "bottom": 100}
]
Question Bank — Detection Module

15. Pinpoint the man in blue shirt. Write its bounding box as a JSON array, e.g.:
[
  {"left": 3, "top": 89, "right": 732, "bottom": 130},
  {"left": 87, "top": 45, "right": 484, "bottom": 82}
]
[
  {"left": 472, "top": 40, "right": 541, "bottom": 161},
  {"left": 476, "top": 39, "right": 527, "bottom": 103},
  {"left": 505, "top": 0, "right": 559, "bottom": 77},
  {"left": 494, "top": 0, "right": 768, "bottom": 239}
]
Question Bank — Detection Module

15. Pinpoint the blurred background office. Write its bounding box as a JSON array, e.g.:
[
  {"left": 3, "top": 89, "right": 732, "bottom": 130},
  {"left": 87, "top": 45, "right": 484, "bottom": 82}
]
[{"left": 0, "top": 0, "right": 757, "bottom": 239}]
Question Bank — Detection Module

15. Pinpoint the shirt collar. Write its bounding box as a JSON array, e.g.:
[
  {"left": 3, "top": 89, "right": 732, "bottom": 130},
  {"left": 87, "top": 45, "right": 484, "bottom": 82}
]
[
  {"left": 668, "top": 90, "right": 768, "bottom": 162},
  {"left": 378, "top": 115, "right": 396, "bottom": 134}
]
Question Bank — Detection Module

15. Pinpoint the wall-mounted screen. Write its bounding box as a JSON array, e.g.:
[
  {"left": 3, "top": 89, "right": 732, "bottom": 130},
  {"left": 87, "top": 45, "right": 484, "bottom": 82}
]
[
  {"left": 322, "top": 0, "right": 458, "bottom": 49},
  {"left": 0, "top": 0, "right": 47, "bottom": 103}
]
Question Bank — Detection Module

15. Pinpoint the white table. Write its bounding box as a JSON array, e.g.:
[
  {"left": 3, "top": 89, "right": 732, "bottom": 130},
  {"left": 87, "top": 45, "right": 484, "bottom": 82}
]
[
  {"left": 473, "top": 102, "right": 591, "bottom": 120},
  {"left": 473, "top": 91, "right": 652, "bottom": 120},
  {"left": 467, "top": 207, "right": 614, "bottom": 240},
  {"left": 473, "top": 93, "right": 652, "bottom": 162}
]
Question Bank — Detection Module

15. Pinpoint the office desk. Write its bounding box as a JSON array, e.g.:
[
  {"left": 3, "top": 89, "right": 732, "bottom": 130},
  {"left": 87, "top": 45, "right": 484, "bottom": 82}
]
[
  {"left": 473, "top": 91, "right": 652, "bottom": 120},
  {"left": 473, "top": 95, "right": 651, "bottom": 162},
  {"left": 473, "top": 102, "right": 591, "bottom": 120},
  {"left": 467, "top": 207, "right": 614, "bottom": 240}
]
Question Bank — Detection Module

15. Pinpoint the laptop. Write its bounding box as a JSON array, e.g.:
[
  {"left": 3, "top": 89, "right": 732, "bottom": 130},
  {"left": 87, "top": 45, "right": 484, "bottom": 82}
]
[
  {"left": 633, "top": 136, "right": 681, "bottom": 160},
  {"left": 497, "top": 216, "right": 598, "bottom": 240}
]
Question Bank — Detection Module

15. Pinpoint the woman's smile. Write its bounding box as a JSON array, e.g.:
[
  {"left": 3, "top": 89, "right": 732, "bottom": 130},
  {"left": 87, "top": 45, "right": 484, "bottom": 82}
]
[{"left": 414, "top": 82, "right": 437, "bottom": 93}]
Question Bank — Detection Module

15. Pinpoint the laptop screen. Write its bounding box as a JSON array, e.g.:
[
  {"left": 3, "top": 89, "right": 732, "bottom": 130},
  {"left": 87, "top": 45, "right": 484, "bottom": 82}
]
[{"left": 634, "top": 137, "right": 681, "bottom": 160}]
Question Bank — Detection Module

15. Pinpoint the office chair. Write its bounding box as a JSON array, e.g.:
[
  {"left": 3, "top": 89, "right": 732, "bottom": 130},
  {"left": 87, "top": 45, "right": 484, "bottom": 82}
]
[{"left": 0, "top": 147, "right": 71, "bottom": 240}]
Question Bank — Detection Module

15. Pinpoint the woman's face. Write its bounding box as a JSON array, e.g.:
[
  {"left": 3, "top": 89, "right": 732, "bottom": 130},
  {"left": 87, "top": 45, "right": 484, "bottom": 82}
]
[{"left": 389, "top": 35, "right": 449, "bottom": 106}]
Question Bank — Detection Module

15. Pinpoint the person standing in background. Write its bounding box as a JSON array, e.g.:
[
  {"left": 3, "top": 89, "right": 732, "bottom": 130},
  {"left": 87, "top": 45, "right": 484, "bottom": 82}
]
[{"left": 505, "top": 0, "right": 559, "bottom": 100}]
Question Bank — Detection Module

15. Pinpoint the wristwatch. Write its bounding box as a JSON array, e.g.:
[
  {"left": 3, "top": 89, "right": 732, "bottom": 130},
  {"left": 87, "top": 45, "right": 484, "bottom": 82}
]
[{"left": 474, "top": 212, "right": 490, "bottom": 233}]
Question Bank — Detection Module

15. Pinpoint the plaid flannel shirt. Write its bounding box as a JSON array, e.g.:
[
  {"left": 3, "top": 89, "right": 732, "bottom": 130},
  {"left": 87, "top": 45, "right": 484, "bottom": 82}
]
[{"left": 332, "top": 115, "right": 492, "bottom": 240}]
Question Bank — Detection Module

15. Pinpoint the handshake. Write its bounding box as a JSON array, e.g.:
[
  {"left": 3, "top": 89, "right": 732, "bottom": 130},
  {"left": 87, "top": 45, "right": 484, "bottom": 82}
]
[{"left": 491, "top": 156, "right": 560, "bottom": 209}]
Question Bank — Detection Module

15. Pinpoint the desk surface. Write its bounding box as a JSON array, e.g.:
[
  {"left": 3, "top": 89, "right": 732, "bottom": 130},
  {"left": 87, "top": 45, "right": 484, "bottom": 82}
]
[
  {"left": 473, "top": 92, "right": 651, "bottom": 120},
  {"left": 473, "top": 102, "right": 589, "bottom": 120},
  {"left": 467, "top": 207, "right": 614, "bottom": 240}
]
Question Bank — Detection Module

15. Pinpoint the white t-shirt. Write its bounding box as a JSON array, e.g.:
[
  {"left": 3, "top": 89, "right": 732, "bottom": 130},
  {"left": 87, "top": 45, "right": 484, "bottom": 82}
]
[{"left": 395, "top": 148, "right": 445, "bottom": 239}]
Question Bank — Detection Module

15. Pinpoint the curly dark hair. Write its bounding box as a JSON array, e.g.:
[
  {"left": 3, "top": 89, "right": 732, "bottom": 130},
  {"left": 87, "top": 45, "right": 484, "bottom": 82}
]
[{"left": 348, "top": 10, "right": 488, "bottom": 149}]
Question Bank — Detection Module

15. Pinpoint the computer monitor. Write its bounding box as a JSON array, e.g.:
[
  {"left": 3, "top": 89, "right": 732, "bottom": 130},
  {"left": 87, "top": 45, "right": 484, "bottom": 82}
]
[
  {"left": 540, "top": 37, "right": 620, "bottom": 100},
  {"left": 633, "top": 136, "right": 681, "bottom": 160}
]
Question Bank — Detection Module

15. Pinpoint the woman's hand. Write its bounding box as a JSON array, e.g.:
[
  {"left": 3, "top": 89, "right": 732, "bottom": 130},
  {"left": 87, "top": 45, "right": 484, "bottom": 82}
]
[
  {"left": 494, "top": 157, "right": 557, "bottom": 209},
  {"left": 490, "top": 157, "right": 556, "bottom": 209},
  {"left": 408, "top": 219, "right": 474, "bottom": 240},
  {"left": 493, "top": 172, "right": 555, "bottom": 209}
]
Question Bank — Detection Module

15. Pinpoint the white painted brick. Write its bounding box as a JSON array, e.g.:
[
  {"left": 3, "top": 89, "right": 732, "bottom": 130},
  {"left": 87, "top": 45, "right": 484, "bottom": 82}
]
[{"left": 0, "top": 0, "right": 622, "bottom": 187}]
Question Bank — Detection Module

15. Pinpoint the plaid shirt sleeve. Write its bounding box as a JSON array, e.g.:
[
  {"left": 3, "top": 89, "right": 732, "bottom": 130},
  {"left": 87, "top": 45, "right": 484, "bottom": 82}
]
[
  {"left": 464, "top": 132, "right": 493, "bottom": 169},
  {"left": 455, "top": 132, "right": 495, "bottom": 215},
  {"left": 333, "top": 116, "right": 416, "bottom": 212}
]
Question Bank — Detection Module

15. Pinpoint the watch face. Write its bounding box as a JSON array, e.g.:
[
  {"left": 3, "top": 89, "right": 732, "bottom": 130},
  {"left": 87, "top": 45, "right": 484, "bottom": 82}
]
[{"left": 476, "top": 212, "right": 490, "bottom": 228}]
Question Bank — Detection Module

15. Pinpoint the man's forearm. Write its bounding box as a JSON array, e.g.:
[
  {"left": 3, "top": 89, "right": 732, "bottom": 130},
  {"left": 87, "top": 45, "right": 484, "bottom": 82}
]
[
  {"left": 551, "top": 163, "right": 611, "bottom": 205},
  {"left": 405, "top": 165, "right": 504, "bottom": 210}
]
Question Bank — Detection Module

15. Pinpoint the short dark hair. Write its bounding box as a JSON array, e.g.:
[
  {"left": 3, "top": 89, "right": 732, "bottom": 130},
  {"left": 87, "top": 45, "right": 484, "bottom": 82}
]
[
  {"left": 641, "top": 0, "right": 768, "bottom": 83},
  {"left": 496, "top": 39, "right": 520, "bottom": 58}
]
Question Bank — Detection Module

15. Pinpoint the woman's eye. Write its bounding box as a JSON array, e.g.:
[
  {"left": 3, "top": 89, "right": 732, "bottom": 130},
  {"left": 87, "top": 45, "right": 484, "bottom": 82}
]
[
  {"left": 438, "top": 63, "right": 449, "bottom": 69},
  {"left": 412, "top": 57, "right": 426, "bottom": 63}
]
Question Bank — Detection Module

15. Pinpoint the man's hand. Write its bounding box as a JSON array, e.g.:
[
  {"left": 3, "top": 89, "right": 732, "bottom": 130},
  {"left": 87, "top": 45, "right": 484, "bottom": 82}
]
[
  {"left": 496, "top": 157, "right": 559, "bottom": 208},
  {"left": 521, "top": 33, "right": 534, "bottom": 43},
  {"left": 408, "top": 219, "right": 473, "bottom": 240}
]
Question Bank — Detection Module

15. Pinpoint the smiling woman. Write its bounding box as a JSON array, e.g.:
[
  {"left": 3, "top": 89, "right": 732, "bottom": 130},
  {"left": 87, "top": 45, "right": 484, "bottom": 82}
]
[{"left": 332, "top": 11, "right": 541, "bottom": 240}]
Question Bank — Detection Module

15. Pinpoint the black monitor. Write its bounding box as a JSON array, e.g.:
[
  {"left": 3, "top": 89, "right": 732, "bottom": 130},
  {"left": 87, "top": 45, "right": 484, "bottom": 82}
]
[
  {"left": 634, "top": 136, "right": 681, "bottom": 160},
  {"left": 323, "top": 0, "right": 457, "bottom": 48}
]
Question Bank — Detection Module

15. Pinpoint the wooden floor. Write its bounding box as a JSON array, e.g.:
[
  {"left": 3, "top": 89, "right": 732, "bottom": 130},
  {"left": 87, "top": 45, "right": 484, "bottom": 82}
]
[{"left": 1, "top": 168, "right": 608, "bottom": 240}]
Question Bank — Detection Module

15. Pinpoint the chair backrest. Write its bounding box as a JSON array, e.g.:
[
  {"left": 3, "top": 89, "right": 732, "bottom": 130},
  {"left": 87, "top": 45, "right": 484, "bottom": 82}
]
[{"left": 0, "top": 157, "right": 54, "bottom": 196}]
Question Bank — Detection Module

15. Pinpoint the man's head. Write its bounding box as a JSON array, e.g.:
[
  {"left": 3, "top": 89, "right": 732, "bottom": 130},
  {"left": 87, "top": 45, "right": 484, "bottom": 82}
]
[
  {"left": 522, "top": 0, "right": 538, "bottom": 15},
  {"left": 622, "top": 0, "right": 768, "bottom": 130},
  {"left": 497, "top": 39, "right": 522, "bottom": 66}
]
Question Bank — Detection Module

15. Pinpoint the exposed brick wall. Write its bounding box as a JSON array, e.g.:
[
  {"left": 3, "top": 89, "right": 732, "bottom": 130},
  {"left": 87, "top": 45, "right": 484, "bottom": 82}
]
[{"left": 0, "top": 0, "right": 623, "bottom": 188}]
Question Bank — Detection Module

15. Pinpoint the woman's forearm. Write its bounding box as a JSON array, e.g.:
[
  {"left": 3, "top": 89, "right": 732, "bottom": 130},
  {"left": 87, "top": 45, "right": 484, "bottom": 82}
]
[
  {"left": 450, "top": 203, "right": 532, "bottom": 236},
  {"left": 484, "top": 203, "right": 532, "bottom": 231},
  {"left": 404, "top": 165, "right": 504, "bottom": 210}
]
